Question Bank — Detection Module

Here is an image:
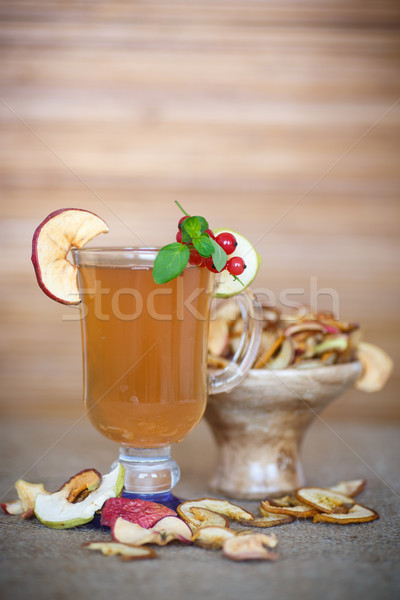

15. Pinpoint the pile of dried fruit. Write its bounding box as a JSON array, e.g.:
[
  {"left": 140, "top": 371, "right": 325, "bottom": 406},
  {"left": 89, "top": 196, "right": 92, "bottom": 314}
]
[
  {"left": 2, "top": 467, "right": 379, "bottom": 562},
  {"left": 207, "top": 303, "right": 393, "bottom": 391}
]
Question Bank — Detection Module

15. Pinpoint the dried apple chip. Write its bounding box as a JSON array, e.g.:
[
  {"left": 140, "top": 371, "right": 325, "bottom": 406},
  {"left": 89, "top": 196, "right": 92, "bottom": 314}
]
[
  {"left": 313, "top": 504, "right": 379, "bottom": 525},
  {"left": 192, "top": 526, "right": 237, "bottom": 550},
  {"left": 329, "top": 479, "right": 366, "bottom": 498},
  {"left": 82, "top": 541, "right": 156, "bottom": 560},
  {"left": 2, "top": 479, "right": 50, "bottom": 518},
  {"left": 260, "top": 497, "right": 317, "bottom": 519},
  {"left": 58, "top": 468, "right": 102, "bottom": 503},
  {"left": 355, "top": 342, "right": 393, "bottom": 392},
  {"left": 223, "top": 533, "right": 279, "bottom": 561},
  {"left": 177, "top": 498, "right": 254, "bottom": 528},
  {"left": 295, "top": 487, "right": 354, "bottom": 513},
  {"left": 252, "top": 508, "right": 295, "bottom": 527}
]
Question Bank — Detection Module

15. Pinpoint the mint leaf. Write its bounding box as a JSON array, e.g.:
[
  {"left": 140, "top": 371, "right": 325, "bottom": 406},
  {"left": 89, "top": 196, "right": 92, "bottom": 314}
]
[
  {"left": 210, "top": 238, "right": 228, "bottom": 272},
  {"left": 193, "top": 234, "right": 214, "bottom": 257},
  {"left": 153, "top": 243, "right": 190, "bottom": 284},
  {"left": 182, "top": 216, "right": 202, "bottom": 239},
  {"left": 194, "top": 216, "right": 209, "bottom": 234}
]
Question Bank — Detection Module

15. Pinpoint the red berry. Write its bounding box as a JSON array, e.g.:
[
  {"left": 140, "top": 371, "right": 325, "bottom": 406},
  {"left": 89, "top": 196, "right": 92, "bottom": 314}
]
[
  {"left": 205, "top": 228, "right": 215, "bottom": 240},
  {"left": 188, "top": 249, "right": 205, "bottom": 267},
  {"left": 204, "top": 257, "right": 220, "bottom": 273},
  {"left": 178, "top": 216, "right": 190, "bottom": 229},
  {"left": 227, "top": 256, "right": 246, "bottom": 276},
  {"left": 176, "top": 230, "right": 183, "bottom": 243},
  {"left": 215, "top": 232, "right": 237, "bottom": 255}
]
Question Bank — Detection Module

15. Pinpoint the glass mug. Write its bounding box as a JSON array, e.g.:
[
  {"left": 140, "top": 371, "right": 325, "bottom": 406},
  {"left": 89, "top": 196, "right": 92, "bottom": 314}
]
[{"left": 72, "top": 247, "right": 262, "bottom": 506}]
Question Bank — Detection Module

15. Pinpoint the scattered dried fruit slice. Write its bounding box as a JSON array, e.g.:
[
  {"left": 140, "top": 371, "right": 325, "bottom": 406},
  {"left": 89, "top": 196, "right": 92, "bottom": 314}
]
[
  {"left": 2, "top": 479, "right": 50, "bottom": 518},
  {"left": 248, "top": 510, "right": 294, "bottom": 527},
  {"left": 187, "top": 507, "right": 230, "bottom": 531},
  {"left": 31, "top": 208, "right": 109, "bottom": 305},
  {"left": 355, "top": 342, "right": 393, "bottom": 392},
  {"left": 101, "top": 497, "right": 176, "bottom": 528},
  {"left": 192, "top": 526, "right": 237, "bottom": 550},
  {"left": 112, "top": 518, "right": 160, "bottom": 546},
  {"left": 57, "top": 468, "right": 102, "bottom": 503},
  {"left": 152, "top": 516, "right": 193, "bottom": 543},
  {"left": 177, "top": 498, "right": 254, "bottom": 528},
  {"left": 223, "top": 533, "right": 279, "bottom": 561},
  {"left": 34, "top": 464, "right": 124, "bottom": 529},
  {"left": 260, "top": 497, "right": 317, "bottom": 519},
  {"left": 313, "top": 504, "right": 379, "bottom": 525},
  {"left": 329, "top": 479, "right": 366, "bottom": 498},
  {"left": 1, "top": 499, "right": 23, "bottom": 516},
  {"left": 112, "top": 515, "right": 192, "bottom": 546},
  {"left": 82, "top": 541, "right": 156, "bottom": 560},
  {"left": 295, "top": 487, "right": 354, "bottom": 514}
]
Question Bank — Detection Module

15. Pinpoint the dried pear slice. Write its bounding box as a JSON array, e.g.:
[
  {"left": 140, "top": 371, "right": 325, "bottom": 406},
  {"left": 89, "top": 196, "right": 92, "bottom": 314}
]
[
  {"left": 177, "top": 498, "right": 254, "bottom": 528},
  {"left": 189, "top": 507, "right": 230, "bottom": 529},
  {"left": 192, "top": 526, "right": 237, "bottom": 549},
  {"left": 245, "top": 509, "right": 294, "bottom": 527},
  {"left": 295, "top": 487, "right": 354, "bottom": 514},
  {"left": 313, "top": 504, "right": 379, "bottom": 525},
  {"left": 223, "top": 533, "right": 279, "bottom": 561},
  {"left": 329, "top": 479, "right": 366, "bottom": 498},
  {"left": 260, "top": 497, "right": 317, "bottom": 519},
  {"left": 355, "top": 342, "right": 393, "bottom": 392},
  {"left": 82, "top": 541, "right": 156, "bottom": 560}
]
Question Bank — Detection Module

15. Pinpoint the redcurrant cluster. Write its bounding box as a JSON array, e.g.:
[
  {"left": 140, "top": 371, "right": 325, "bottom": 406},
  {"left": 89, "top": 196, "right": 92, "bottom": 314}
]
[{"left": 176, "top": 216, "right": 246, "bottom": 276}]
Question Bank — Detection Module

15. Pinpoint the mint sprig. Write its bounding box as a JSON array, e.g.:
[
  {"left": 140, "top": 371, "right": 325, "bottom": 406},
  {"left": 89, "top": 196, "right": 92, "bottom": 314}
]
[{"left": 152, "top": 202, "right": 229, "bottom": 284}]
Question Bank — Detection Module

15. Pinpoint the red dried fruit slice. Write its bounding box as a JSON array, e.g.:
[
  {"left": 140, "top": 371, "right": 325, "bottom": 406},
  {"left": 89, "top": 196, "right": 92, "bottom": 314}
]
[
  {"left": 313, "top": 504, "right": 379, "bottom": 525},
  {"left": 100, "top": 497, "right": 176, "bottom": 528}
]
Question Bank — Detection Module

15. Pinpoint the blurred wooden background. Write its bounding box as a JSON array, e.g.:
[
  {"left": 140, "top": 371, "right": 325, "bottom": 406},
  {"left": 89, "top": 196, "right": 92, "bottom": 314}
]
[{"left": 0, "top": 0, "right": 399, "bottom": 422}]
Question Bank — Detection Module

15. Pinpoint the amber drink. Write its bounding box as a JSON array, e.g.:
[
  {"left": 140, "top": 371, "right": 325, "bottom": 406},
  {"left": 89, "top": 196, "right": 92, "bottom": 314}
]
[{"left": 77, "top": 258, "right": 211, "bottom": 448}]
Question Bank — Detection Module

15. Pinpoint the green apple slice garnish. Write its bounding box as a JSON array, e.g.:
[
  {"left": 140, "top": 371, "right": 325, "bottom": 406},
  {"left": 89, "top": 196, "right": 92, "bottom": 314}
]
[{"left": 212, "top": 229, "right": 262, "bottom": 298}]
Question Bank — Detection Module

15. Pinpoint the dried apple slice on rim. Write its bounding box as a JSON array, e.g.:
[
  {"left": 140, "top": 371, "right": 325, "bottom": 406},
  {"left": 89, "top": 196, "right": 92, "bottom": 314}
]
[
  {"left": 223, "top": 533, "right": 279, "bottom": 561},
  {"left": 177, "top": 498, "right": 254, "bottom": 528},
  {"left": 31, "top": 208, "right": 109, "bottom": 305},
  {"left": 313, "top": 504, "right": 379, "bottom": 525},
  {"left": 177, "top": 504, "right": 230, "bottom": 531},
  {"left": 82, "top": 541, "right": 156, "bottom": 560},
  {"left": 295, "top": 487, "right": 355, "bottom": 514},
  {"left": 260, "top": 497, "right": 317, "bottom": 519},
  {"left": 329, "top": 479, "right": 367, "bottom": 497},
  {"left": 192, "top": 526, "right": 237, "bottom": 550}
]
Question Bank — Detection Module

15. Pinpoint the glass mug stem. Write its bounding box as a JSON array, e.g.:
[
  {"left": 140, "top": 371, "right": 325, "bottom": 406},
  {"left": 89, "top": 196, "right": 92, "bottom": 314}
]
[{"left": 72, "top": 247, "right": 262, "bottom": 500}]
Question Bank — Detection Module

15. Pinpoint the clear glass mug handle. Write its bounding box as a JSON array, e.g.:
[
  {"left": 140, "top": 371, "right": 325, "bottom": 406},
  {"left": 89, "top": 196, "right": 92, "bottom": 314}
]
[{"left": 208, "top": 289, "right": 263, "bottom": 394}]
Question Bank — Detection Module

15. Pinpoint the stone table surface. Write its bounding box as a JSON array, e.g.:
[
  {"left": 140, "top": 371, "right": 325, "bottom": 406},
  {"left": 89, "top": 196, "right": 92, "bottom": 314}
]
[{"left": 1, "top": 416, "right": 399, "bottom": 600}]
